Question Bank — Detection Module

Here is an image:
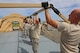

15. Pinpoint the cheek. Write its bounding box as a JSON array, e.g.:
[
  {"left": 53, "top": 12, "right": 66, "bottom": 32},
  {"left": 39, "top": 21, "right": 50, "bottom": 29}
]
[
  {"left": 68, "top": 17, "right": 71, "bottom": 21},
  {"left": 69, "top": 15, "right": 74, "bottom": 20}
]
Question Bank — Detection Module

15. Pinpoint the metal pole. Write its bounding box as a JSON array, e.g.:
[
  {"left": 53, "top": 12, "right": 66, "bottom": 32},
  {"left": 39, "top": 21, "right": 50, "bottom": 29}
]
[
  {"left": 30, "top": 8, "right": 44, "bottom": 16},
  {"left": 50, "top": 4, "right": 70, "bottom": 23},
  {"left": 0, "top": 3, "right": 50, "bottom": 8}
]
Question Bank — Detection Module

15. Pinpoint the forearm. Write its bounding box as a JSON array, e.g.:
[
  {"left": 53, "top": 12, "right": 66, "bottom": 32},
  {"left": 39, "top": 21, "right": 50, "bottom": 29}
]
[
  {"left": 45, "top": 9, "right": 52, "bottom": 24},
  {"left": 45, "top": 9, "right": 59, "bottom": 28}
]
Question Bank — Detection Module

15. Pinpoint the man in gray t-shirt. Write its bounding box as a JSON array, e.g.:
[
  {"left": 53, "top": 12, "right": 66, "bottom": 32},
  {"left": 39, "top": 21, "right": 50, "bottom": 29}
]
[
  {"left": 29, "top": 16, "right": 42, "bottom": 53},
  {"left": 58, "top": 22, "right": 80, "bottom": 53},
  {"left": 42, "top": 3, "right": 80, "bottom": 53}
]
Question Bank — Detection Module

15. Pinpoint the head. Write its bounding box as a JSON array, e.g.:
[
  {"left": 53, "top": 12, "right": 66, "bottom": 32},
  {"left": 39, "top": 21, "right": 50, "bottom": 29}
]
[
  {"left": 68, "top": 9, "right": 80, "bottom": 24},
  {"left": 30, "top": 18, "right": 33, "bottom": 25},
  {"left": 23, "top": 18, "right": 27, "bottom": 23}
]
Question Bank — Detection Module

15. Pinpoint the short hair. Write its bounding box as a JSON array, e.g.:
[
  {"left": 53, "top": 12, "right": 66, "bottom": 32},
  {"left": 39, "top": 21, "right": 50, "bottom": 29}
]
[
  {"left": 24, "top": 18, "right": 26, "bottom": 20},
  {"left": 23, "top": 18, "right": 28, "bottom": 23}
]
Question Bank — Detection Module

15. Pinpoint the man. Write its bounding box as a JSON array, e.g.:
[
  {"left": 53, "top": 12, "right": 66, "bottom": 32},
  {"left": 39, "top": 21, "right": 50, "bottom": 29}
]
[
  {"left": 29, "top": 18, "right": 34, "bottom": 42},
  {"left": 24, "top": 18, "right": 32, "bottom": 38},
  {"left": 29, "top": 16, "right": 42, "bottom": 53},
  {"left": 23, "top": 18, "right": 31, "bottom": 38},
  {"left": 42, "top": 2, "right": 80, "bottom": 53},
  {"left": 23, "top": 18, "right": 27, "bottom": 37}
]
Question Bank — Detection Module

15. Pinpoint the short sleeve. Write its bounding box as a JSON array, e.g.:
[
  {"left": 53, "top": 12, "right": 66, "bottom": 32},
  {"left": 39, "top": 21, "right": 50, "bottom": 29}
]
[{"left": 57, "top": 22, "right": 70, "bottom": 32}]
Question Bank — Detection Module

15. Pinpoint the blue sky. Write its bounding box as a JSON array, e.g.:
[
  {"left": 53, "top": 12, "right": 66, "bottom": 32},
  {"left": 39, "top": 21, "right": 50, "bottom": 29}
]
[{"left": 0, "top": 0, "right": 80, "bottom": 21}]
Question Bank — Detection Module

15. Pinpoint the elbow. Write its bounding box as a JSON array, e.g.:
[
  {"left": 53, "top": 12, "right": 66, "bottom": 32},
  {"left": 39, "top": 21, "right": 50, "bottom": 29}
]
[
  {"left": 46, "top": 19, "right": 51, "bottom": 25},
  {"left": 47, "top": 21, "right": 50, "bottom": 24},
  {"left": 46, "top": 19, "right": 50, "bottom": 24}
]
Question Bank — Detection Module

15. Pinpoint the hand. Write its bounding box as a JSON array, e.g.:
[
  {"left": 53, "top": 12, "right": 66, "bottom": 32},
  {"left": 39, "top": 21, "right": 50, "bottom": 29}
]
[
  {"left": 42, "top": 2, "right": 48, "bottom": 9},
  {"left": 50, "top": 4, "right": 54, "bottom": 8},
  {"left": 35, "top": 15, "right": 39, "bottom": 24}
]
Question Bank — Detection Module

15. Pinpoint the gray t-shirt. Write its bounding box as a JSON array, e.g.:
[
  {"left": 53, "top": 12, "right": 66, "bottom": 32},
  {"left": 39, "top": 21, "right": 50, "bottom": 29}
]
[
  {"left": 24, "top": 23, "right": 31, "bottom": 30},
  {"left": 57, "top": 22, "right": 80, "bottom": 53},
  {"left": 29, "top": 23, "right": 42, "bottom": 39}
]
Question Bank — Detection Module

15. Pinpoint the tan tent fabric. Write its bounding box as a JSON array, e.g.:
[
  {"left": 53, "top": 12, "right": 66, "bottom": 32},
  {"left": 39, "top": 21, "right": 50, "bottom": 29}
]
[{"left": 0, "top": 13, "right": 26, "bottom": 32}]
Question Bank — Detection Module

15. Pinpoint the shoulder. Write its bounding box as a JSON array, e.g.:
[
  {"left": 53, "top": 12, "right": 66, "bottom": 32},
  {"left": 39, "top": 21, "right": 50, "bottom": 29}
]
[
  {"left": 58, "top": 22, "right": 80, "bottom": 32},
  {"left": 57, "top": 22, "right": 70, "bottom": 32},
  {"left": 58, "top": 22, "right": 70, "bottom": 28}
]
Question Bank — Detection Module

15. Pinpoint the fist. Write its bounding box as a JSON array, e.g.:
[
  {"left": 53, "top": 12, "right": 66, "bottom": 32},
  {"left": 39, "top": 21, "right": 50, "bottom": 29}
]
[{"left": 42, "top": 2, "right": 48, "bottom": 9}]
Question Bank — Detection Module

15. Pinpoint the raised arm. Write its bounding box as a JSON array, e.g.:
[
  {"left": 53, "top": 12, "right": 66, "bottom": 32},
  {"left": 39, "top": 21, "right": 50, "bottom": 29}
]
[
  {"left": 42, "top": 2, "right": 59, "bottom": 28},
  {"left": 45, "top": 9, "right": 59, "bottom": 28}
]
